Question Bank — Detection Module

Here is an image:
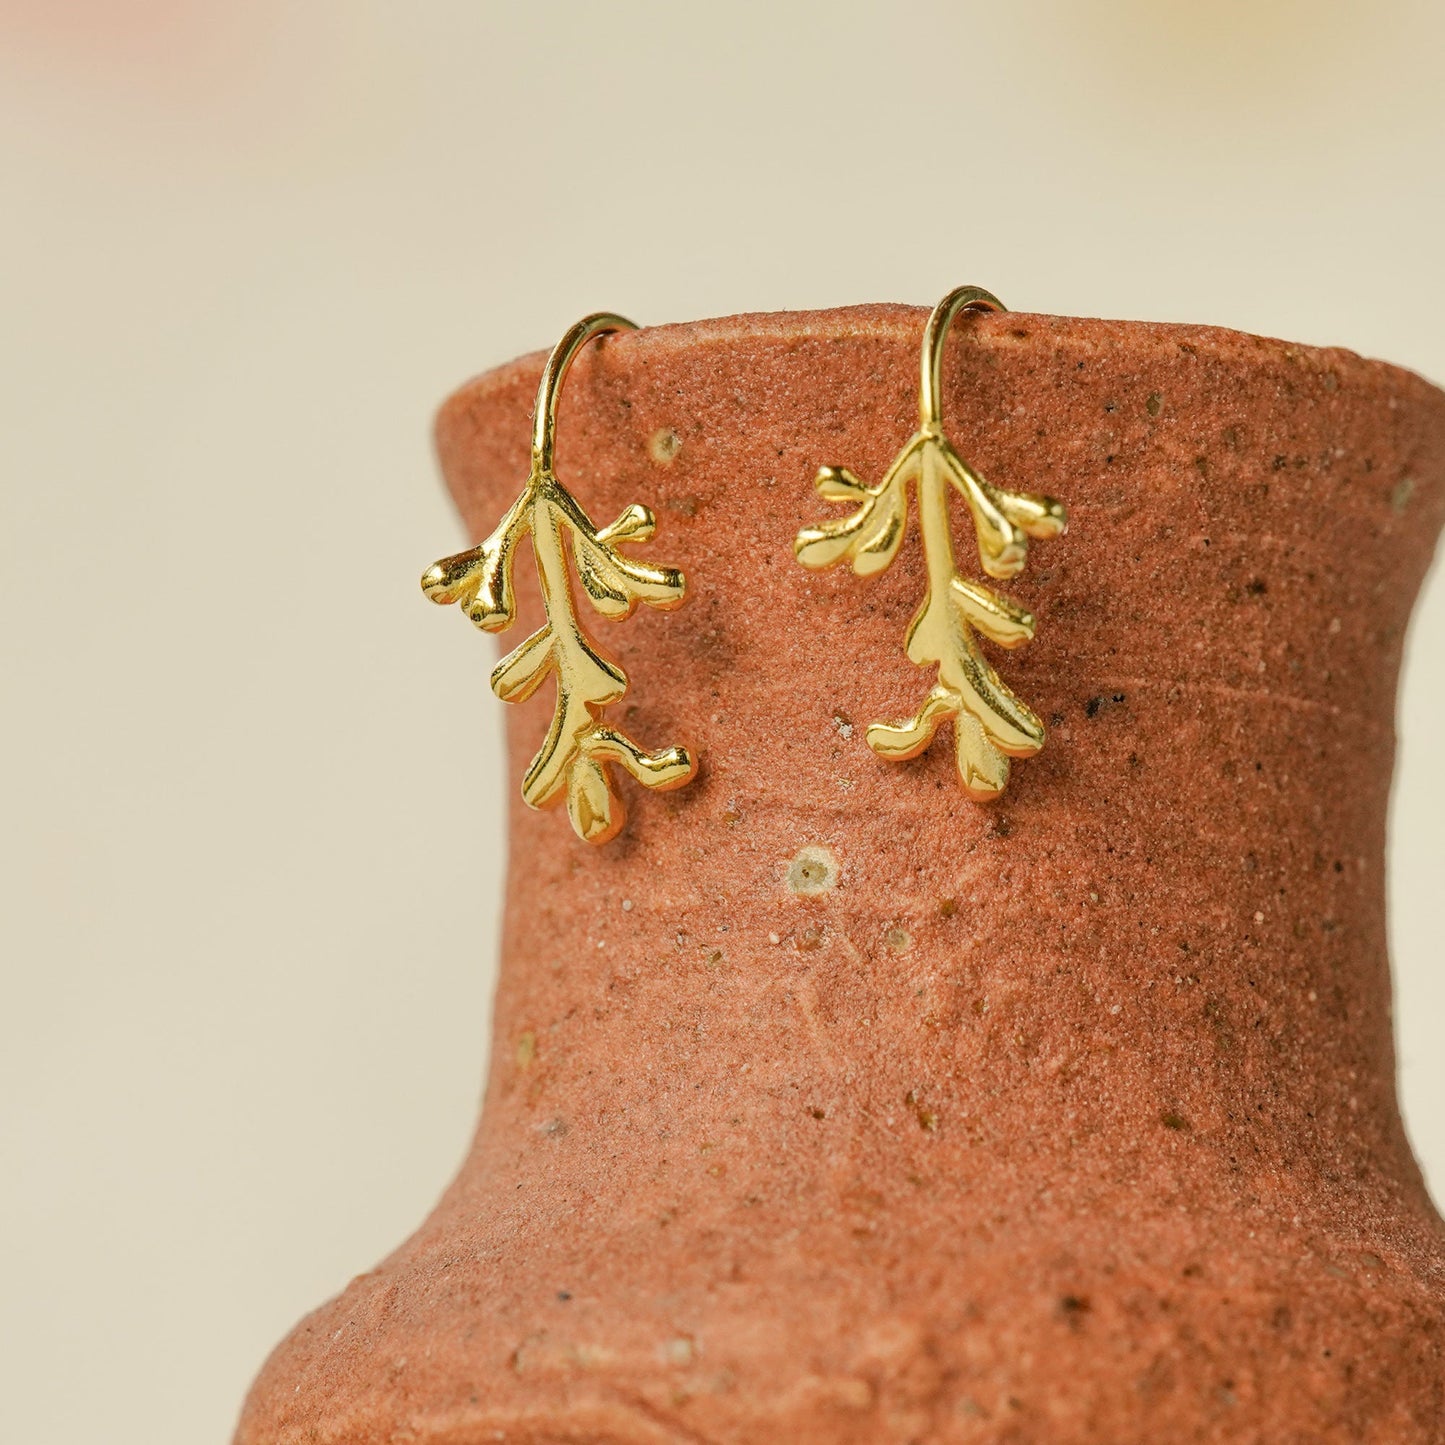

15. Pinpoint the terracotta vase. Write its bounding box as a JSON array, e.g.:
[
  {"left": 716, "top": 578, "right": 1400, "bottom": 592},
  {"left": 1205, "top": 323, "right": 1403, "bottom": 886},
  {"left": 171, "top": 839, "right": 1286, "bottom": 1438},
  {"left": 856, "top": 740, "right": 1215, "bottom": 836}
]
[{"left": 236, "top": 305, "right": 1445, "bottom": 1443}]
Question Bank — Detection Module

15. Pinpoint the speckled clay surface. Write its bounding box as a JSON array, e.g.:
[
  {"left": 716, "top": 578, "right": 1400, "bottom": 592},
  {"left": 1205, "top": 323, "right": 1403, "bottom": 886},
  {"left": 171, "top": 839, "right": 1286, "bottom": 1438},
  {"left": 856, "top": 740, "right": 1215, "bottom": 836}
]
[{"left": 236, "top": 306, "right": 1445, "bottom": 1443}]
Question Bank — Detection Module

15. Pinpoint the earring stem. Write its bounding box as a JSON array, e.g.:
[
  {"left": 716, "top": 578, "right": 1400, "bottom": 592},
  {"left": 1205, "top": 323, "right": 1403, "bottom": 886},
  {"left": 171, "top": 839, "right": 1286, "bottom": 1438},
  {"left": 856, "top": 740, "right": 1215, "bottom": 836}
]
[
  {"left": 918, "top": 285, "right": 1006, "bottom": 432},
  {"left": 532, "top": 312, "right": 638, "bottom": 473}
]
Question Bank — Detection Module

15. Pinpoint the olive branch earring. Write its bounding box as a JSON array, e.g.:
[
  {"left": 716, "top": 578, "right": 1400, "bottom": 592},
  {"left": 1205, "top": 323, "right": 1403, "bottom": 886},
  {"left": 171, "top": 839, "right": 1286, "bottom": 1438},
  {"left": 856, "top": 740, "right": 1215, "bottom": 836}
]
[
  {"left": 420, "top": 312, "right": 697, "bottom": 844},
  {"left": 794, "top": 286, "right": 1066, "bottom": 800}
]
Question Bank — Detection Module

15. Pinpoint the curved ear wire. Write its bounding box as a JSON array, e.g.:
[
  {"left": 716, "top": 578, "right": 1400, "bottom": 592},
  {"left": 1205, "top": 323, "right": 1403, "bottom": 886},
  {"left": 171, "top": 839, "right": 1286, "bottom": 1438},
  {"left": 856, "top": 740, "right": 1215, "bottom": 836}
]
[
  {"left": 794, "top": 285, "right": 1067, "bottom": 802},
  {"left": 422, "top": 313, "right": 697, "bottom": 845}
]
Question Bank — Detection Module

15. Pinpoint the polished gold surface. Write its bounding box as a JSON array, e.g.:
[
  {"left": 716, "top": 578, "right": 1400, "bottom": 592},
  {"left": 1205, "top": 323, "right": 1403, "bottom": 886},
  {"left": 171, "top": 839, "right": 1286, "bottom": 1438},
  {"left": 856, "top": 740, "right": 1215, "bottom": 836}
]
[
  {"left": 422, "top": 313, "right": 695, "bottom": 844},
  {"left": 795, "top": 286, "right": 1066, "bottom": 799}
]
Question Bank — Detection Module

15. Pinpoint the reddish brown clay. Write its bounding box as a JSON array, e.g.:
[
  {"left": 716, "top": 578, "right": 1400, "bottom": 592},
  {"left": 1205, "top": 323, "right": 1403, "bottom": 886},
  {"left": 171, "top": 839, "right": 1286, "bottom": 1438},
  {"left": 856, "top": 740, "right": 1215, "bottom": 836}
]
[{"left": 236, "top": 306, "right": 1445, "bottom": 1443}]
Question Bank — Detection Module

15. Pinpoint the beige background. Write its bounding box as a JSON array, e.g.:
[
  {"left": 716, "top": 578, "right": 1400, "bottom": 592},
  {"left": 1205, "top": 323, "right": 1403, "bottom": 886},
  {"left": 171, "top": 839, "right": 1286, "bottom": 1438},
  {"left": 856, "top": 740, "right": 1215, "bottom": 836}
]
[{"left": 2, "top": 2, "right": 1443, "bottom": 1441}]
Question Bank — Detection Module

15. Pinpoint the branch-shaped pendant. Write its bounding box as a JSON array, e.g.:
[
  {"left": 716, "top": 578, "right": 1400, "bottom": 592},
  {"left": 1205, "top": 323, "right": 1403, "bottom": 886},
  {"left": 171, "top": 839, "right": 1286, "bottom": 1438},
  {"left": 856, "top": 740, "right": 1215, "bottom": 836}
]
[
  {"left": 795, "top": 288, "right": 1065, "bottom": 800},
  {"left": 422, "top": 315, "right": 695, "bottom": 844}
]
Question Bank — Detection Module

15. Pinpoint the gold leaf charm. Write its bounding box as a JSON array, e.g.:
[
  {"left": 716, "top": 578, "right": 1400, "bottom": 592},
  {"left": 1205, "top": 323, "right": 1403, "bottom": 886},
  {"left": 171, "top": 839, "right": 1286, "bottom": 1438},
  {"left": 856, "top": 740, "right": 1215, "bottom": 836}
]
[
  {"left": 795, "top": 286, "right": 1066, "bottom": 800},
  {"left": 422, "top": 313, "right": 696, "bottom": 844}
]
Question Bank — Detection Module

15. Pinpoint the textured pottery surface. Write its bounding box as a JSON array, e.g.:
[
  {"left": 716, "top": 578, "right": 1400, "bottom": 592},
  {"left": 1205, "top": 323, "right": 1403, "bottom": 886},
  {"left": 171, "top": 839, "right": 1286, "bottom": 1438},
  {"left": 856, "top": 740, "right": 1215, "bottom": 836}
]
[{"left": 236, "top": 305, "right": 1445, "bottom": 1443}]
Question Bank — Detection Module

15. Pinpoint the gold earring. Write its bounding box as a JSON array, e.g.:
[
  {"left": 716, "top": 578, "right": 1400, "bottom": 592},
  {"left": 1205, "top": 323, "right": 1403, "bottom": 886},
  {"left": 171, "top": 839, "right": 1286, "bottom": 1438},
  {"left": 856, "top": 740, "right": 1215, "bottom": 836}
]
[
  {"left": 421, "top": 312, "right": 697, "bottom": 845},
  {"left": 795, "top": 285, "right": 1067, "bottom": 800}
]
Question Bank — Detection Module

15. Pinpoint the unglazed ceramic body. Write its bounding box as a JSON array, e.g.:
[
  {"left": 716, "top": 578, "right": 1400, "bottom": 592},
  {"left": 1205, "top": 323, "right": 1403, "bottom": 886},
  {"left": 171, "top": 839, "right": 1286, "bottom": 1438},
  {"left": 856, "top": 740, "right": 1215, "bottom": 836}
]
[{"left": 237, "top": 306, "right": 1445, "bottom": 1444}]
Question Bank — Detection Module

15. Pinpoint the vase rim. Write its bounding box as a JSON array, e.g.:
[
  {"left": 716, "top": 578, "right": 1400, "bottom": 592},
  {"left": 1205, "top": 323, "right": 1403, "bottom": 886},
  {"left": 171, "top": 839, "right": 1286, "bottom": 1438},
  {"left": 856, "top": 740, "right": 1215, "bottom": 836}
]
[{"left": 441, "top": 301, "right": 1445, "bottom": 417}]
